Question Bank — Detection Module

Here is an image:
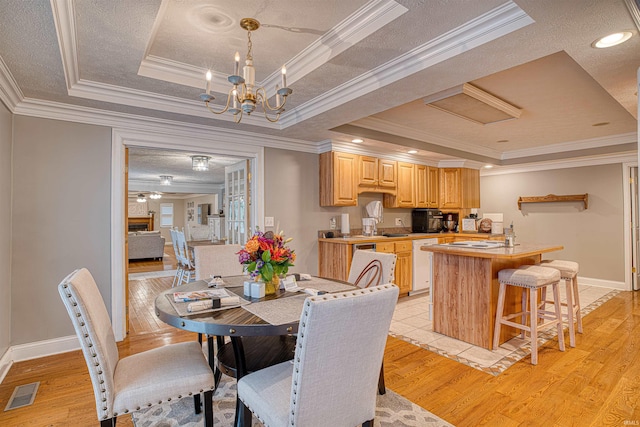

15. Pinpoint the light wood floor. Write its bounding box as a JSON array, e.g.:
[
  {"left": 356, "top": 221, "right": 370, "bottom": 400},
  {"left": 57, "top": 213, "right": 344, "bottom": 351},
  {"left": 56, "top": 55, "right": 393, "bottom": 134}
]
[{"left": 1, "top": 253, "right": 639, "bottom": 425}]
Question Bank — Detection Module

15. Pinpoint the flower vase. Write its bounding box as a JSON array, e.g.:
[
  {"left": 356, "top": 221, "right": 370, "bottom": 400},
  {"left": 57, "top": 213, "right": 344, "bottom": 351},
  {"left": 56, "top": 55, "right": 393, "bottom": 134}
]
[{"left": 264, "top": 275, "right": 279, "bottom": 295}]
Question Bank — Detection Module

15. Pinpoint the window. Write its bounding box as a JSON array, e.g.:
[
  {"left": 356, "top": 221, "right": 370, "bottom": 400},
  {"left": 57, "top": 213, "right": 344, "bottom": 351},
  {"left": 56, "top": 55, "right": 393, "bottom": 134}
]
[{"left": 160, "top": 203, "right": 173, "bottom": 227}]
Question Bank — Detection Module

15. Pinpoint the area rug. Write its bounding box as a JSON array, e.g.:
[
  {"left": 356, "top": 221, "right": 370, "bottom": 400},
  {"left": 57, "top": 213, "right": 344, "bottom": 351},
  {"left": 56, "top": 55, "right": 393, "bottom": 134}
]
[
  {"left": 131, "top": 374, "right": 452, "bottom": 427},
  {"left": 389, "top": 289, "right": 620, "bottom": 376}
]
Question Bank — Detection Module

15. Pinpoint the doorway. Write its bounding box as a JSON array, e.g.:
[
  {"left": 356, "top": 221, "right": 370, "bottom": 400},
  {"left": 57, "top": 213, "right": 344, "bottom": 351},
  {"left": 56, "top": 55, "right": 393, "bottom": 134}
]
[{"left": 111, "top": 128, "right": 266, "bottom": 341}]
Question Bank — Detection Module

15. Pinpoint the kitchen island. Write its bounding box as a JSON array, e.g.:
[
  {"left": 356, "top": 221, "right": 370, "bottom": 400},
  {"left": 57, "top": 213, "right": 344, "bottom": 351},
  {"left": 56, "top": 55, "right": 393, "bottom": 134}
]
[{"left": 422, "top": 242, "right": 563, "bottom": 349}]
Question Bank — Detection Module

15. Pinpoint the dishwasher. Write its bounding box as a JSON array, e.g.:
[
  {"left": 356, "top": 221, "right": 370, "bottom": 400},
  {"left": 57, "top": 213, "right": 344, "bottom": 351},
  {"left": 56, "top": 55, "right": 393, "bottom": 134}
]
[{"left": 411, "top": 238, "right": 438, "bottom": 320}]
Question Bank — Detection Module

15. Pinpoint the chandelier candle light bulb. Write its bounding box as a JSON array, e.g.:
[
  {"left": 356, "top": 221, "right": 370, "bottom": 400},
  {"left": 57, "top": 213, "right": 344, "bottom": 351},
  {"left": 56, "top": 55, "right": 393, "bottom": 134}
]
[
  {"left": 234, "top": 52, "right": 240, "bottom": 76},
  {"left": 205, "top": 70, "right": 212, "bottom": 95},
  {"left": 281, "top": 65, "right": 287, "bottom": 88}
]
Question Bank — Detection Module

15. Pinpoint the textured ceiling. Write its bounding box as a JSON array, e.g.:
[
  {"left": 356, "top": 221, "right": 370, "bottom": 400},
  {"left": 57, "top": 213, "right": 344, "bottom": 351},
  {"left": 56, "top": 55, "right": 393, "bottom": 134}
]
[{"left": 0, "top": 0, "right": 638, "bottom": 174}]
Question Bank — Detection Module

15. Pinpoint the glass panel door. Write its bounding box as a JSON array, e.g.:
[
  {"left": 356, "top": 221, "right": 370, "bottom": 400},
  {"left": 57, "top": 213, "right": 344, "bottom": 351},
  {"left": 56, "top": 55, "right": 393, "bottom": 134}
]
[{"left": 225, "top": 160, "right": 250, "bottom": 245}]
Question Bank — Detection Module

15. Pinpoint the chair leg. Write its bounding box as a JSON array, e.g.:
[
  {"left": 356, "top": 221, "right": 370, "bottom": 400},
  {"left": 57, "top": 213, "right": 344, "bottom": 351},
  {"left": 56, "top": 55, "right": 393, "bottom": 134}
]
[
  {"left": 492, "top": 282, "right": 507, "bottom": 350},
  {"left": 552, "top": 283, "right": 565, "bottom": 352},
  {"left": 236, "top": 400, "right": 253, "bottom": 427},
  {"left": 377, "top": 362, "right": 386, "bottom": 395},
  {"left": 564, "top": 278, "right": 576, "bottom": 347},
  {"left": 572, "top": 276, "right": 583, "bottom": 333},
  {"left": 100, "top": 418, "right": 116, "bottom": 427},
  {"left": 362, "top": 420, "right": 374, "bottom": 427},
  {"left": 194, "top": 393, "right": 202, "bottom": 414},
  {"left": 203, "top": 390, "right": 214, "bottom": 427},
  {"left": 529, "top": 288, "right": 538, "bottom": 365}
]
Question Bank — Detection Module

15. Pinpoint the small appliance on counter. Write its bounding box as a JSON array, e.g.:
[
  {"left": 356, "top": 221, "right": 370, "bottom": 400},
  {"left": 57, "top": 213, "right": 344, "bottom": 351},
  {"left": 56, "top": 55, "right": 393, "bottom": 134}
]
[
  {"left": 411, "top": 208, "right": 443, "bottom": 233},
  {"left": 442, "top": 212, "right": 459, "bottom": 232},
  {"left": 362, "top": 218, "right": 376, "bottom": 236}
]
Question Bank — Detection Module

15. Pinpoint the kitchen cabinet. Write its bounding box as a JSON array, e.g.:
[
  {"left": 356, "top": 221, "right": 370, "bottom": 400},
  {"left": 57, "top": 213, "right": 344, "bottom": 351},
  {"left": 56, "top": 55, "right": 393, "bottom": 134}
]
[
  {"left": 358, "top": 156, "right": 397, "bottom": 190},
  {"left": 377, "top": 240, "right": 412, "bottom": 295},
  {"left": 427, "top": 166, "right": 439, "bottom": 207},
  {"left": 383, "top": 162, "right": 415, "bottom": 208},
  {"left": 439, "top": 167, "right": 480, "bottom": 209},
  {"left": 320, "top": 151, "right": 358, "bottom": 206}
]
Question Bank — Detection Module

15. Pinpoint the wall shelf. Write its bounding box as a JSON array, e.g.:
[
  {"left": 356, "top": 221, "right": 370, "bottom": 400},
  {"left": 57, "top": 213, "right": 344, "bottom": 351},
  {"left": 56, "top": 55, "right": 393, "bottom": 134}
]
[{"left": 517, "top": 194, "right": 588, "bottom": 210}]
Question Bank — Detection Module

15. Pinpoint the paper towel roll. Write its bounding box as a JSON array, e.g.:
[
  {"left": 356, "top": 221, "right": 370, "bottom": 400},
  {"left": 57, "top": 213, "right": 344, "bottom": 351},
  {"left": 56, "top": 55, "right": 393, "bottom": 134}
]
[{"left": 341, "top": 213, "right": 350, "bottom": 235}]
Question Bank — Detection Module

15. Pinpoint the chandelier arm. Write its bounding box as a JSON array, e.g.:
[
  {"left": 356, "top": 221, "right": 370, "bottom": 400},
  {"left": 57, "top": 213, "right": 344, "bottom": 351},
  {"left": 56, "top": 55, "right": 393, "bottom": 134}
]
[
  {"left": 233, "top": 109, "right": 243, "bottom": 123},
  {"left": 262, "top": 108, "right": 282, "bottom": 123},
  {"left": 204, "top": 87, "right": 239, "bottom": 115}
]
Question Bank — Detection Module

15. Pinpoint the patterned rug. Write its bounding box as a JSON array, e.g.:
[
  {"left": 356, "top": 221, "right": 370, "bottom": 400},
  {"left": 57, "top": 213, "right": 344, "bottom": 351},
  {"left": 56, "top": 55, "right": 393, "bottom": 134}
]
[
  {"left": 390, "top": 289, "right": 621, "bottom": 376},
  {"left": 131, "top": 374, "right": 452, "bottom": 427}
]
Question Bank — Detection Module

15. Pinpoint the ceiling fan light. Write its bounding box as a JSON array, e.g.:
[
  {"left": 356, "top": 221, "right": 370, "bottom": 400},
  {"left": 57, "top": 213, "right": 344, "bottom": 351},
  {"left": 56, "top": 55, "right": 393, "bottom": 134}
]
[
  {"left": 192, "top": 156, "right": 210, "bottom": 171},
  {"left": 149, "top": 193, "right": 162, "bottom": 199},
  {"left": 137, "top": 193, "right": 147, "bottom": 203},
  {"left": 592, "top": 31, "right": 633, "bottom": 48}
]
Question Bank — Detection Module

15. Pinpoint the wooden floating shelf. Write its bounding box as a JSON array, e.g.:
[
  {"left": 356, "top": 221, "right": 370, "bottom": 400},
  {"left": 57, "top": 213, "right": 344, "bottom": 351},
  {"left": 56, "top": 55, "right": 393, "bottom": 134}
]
[{"left": 517, "top": 194, "right": 588, "bottom": 210}]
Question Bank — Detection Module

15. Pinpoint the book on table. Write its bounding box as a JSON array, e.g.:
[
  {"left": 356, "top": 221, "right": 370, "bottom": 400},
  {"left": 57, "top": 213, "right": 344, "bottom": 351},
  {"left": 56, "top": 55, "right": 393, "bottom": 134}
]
[{"left": 173, "top": 289, "right": 231, "bottom": 302}]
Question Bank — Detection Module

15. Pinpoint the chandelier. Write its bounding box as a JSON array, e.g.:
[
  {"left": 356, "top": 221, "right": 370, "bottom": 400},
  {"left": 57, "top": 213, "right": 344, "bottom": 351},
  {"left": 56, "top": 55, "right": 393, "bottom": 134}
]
[
  {"left": 149, "top": 192, "right": 162, "bottom": 200},
  {"left": 199, "top": 18, "right": 292, "bottom": 123},
  {"left": 192, "top": 155, "right": 209, "bottom": 171}
]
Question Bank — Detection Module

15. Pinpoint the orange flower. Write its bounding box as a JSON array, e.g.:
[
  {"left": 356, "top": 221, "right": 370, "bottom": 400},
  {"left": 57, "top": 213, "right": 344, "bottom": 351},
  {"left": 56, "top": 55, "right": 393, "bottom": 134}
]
[{"left": 245, "top": 238, "right": 259, "bottom": 253}]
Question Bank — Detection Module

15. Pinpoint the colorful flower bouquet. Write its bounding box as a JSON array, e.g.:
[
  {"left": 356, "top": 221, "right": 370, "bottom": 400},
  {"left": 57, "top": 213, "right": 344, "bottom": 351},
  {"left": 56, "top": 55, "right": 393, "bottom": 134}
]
[{"left": 237, "top": 230, "right": 296, "bottom": 293}]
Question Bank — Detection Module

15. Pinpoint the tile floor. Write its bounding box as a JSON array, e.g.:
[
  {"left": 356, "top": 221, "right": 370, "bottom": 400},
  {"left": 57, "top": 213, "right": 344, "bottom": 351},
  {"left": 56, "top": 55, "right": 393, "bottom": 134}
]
[{"left": 389, "top": 283, "right": 618, "bottom": 375}]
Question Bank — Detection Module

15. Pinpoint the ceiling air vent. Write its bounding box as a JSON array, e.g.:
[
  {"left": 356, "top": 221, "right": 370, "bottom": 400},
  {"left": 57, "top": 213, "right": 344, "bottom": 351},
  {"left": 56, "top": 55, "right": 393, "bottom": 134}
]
[{"left": 423, "top": 83, "right": 521, "bottom": 125}]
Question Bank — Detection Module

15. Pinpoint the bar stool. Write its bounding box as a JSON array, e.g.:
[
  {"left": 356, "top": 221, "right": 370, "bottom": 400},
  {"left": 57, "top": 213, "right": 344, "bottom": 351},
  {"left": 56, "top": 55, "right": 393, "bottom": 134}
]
[
  {"left": 494, "top": 265, "right": 565, "bottom": 365},
  {"left": 537, "top": 259, "right": 582, "bottom": 347}
]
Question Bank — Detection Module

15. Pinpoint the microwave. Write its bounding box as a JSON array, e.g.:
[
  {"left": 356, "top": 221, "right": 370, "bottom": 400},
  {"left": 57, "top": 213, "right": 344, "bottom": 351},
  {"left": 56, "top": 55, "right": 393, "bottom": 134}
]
[{"left": 411, "top": 209, "right": 443, "bottom": 233}]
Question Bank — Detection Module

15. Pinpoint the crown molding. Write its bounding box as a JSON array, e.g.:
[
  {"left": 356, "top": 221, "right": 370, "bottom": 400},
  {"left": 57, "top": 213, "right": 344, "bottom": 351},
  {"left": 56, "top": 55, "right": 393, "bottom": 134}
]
[
  {"left": 501, "top": 132, "right": 638, "bottom": 160},
  {"left": 328, "top": 141, "right": 440, "bottom": 166},
  {"left": 279, "top": 1, "right": 534, "bottom": 128},
  {"left": 50, "top": 0, "right": 78, "bottom": 91},
  {"left": 128, "top": 179, "right": 223, "bottom": 193},
  {"left": 481, "top": 152, "right": 638, "bottom": 176},
  {"left": 350, "top": 116, "right": 504, "bottom": 159},
  {"left": 0, "top": 56, "right": 23, "bottom": 111},
  {"left": 13, "top": 97, "right": 320, "bottom": 153}
]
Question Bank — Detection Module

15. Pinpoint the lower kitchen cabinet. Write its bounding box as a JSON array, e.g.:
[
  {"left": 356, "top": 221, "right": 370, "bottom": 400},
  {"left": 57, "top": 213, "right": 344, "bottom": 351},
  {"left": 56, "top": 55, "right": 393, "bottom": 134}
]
[{"left": 377, "top": 241, "right": 412, "bottom": 295}]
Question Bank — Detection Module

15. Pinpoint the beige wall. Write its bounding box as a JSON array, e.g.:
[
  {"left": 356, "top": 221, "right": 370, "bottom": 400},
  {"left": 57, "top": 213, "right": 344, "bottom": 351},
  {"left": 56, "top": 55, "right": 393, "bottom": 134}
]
[
  {"left": 12, "top": 116, "right": 111, "bottom": 345},
  {"left": 480, "top": 164, "right": 625, "bottom": 282},
  {"left": 0, "top": 102, "right": 12, "bottom": 356}
]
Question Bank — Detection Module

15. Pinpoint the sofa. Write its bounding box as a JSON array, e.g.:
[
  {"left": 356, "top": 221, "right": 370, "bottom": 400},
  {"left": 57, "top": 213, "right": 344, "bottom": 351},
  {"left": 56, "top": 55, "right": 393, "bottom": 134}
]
[{"left": 128, "top": 231, "right": 165, "bottom": 260}]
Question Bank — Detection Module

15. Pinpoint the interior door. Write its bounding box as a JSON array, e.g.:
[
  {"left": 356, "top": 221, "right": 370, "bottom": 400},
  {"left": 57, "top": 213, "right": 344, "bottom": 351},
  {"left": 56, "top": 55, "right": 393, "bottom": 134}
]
[
  {"left": 631, "top": 166, "right": 639, "bottom": 290},
  {"left": 225, "top": 160, "right": 250, "bottom": 245}
]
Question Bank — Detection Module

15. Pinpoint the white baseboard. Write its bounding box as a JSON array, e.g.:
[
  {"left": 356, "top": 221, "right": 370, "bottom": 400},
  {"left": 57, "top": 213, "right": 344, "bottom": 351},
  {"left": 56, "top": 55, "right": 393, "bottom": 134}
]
[
  {"left": 10, "top": 335, "right": 80, "bottom": 363},
  {"left": 0, "top": 347, "right": 13, "bottom": 384},
  {"left": 579, "top": 276, "right": 627, "bottom": 291}
]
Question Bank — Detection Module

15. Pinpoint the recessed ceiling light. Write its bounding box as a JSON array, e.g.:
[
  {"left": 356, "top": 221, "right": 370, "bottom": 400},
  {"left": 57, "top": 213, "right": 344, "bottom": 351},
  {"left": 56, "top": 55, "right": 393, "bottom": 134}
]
[
  {"left": 484, "top": 165, "right": 494, "bottom": 169},
  {"left": 408, "top": 150, "right": 418, "bottom": 154},
  {"left": 352, "top": 138, "right": 363, "bottom": 143},
  {"left": 592, "top": 31, "right": 633, "bottom": 48},
  {"left": 592, "top": 122, "right": 610, "bottom": 127}
]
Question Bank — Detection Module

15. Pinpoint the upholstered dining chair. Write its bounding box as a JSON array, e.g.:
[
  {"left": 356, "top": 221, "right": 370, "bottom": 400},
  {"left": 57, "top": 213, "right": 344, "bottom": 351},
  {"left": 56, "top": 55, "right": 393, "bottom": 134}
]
[
  {"left": 348, "top": 250, "right": 397, "bottom": 288},
  {"left": 193, "top": 244, "right": 244, "bottom": 281},
  {"left": 58, "top": 268, "right": 215, "bottom": 427},
  {"left": 237, "top": 284, "right": 399, "bottom": 427}
]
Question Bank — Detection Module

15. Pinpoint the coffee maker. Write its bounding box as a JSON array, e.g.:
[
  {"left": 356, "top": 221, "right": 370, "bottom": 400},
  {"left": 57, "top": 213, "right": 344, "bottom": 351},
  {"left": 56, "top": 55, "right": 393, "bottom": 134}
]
[{"left": 442, "top": 212, "right": 459, "bottom": 232}]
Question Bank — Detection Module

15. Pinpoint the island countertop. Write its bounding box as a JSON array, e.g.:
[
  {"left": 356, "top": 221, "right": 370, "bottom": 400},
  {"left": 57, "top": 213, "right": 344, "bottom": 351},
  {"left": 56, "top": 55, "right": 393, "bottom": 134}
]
[
  {"left": 425, "top": 241, "right": 564, "bottom": 349},
  {"left": 421, "top": 242, "right": 564, "bottom": 259}
]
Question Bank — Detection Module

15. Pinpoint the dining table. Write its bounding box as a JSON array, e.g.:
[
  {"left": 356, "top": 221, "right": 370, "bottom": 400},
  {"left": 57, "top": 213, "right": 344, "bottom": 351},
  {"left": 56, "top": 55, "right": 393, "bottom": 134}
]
[{"left": 154, "top": 275, "right": 355, "bottom": 427}]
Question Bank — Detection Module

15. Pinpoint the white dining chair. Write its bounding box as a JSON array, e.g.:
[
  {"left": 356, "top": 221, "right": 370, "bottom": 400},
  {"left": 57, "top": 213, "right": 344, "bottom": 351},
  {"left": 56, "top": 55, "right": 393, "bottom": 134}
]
[
  {"left": 193, "top": 244, "right": 244, "bottom": 281},
  {"left": 58, "top": 268, "right": 215, "bottom": 427},
  {"left": 176, "top": 228, "right": 196, "bottom": 284},
  {"left": 169, "top": 227, "right": 184, "bottom": 287},
  {"left": 237, "top": 284, "right": 399, "bottom": 427},
  {"left": 348, "top": 250, "right": 397, "bottom": 288}
]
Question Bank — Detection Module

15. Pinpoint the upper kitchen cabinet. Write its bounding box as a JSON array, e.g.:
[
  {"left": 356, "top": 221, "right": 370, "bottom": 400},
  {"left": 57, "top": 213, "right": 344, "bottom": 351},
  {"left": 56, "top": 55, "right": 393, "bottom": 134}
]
[
  {"left": 416, "top": 165, "right": 439, "bottom": 208},
  {"left": 320, "top": 151, "right": 358, "bottom": 206},
  {"left": 383, "top": 162, "right": 415, "bottom": 208},
  {"left": 439, "top": 167, "right": 480, "bottom": 209},
  {"left": 358, "top": 156, "right": 397, "bottom": 192}
]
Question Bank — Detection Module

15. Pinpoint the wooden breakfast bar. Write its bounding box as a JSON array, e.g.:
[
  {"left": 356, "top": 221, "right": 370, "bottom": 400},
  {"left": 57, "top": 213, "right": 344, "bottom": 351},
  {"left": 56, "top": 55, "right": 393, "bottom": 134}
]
[{"left": 422, "top": 242, "right": 563, "bottom": 350}]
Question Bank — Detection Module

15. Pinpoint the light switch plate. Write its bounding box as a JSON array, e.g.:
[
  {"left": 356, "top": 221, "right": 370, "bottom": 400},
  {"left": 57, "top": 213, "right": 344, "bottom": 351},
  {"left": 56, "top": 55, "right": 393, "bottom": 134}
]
[{"left": 265, "top": 216, "right": 275, "bottom": 227}]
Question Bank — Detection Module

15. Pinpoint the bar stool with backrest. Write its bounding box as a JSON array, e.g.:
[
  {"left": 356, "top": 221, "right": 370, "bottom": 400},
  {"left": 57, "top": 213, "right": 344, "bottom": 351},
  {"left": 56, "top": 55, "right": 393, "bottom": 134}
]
[
  {"left": 175, "top": 228, "right": 196, "bottom": 284},
  {"left": 494, "top": 265, "right": 565, "bottom": 365},
  {"left": 169, "top": 227, "right": 184, "bottom": 287},
  {"left": 537, "top": 259, "right": 582, "bottom": 347}
]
